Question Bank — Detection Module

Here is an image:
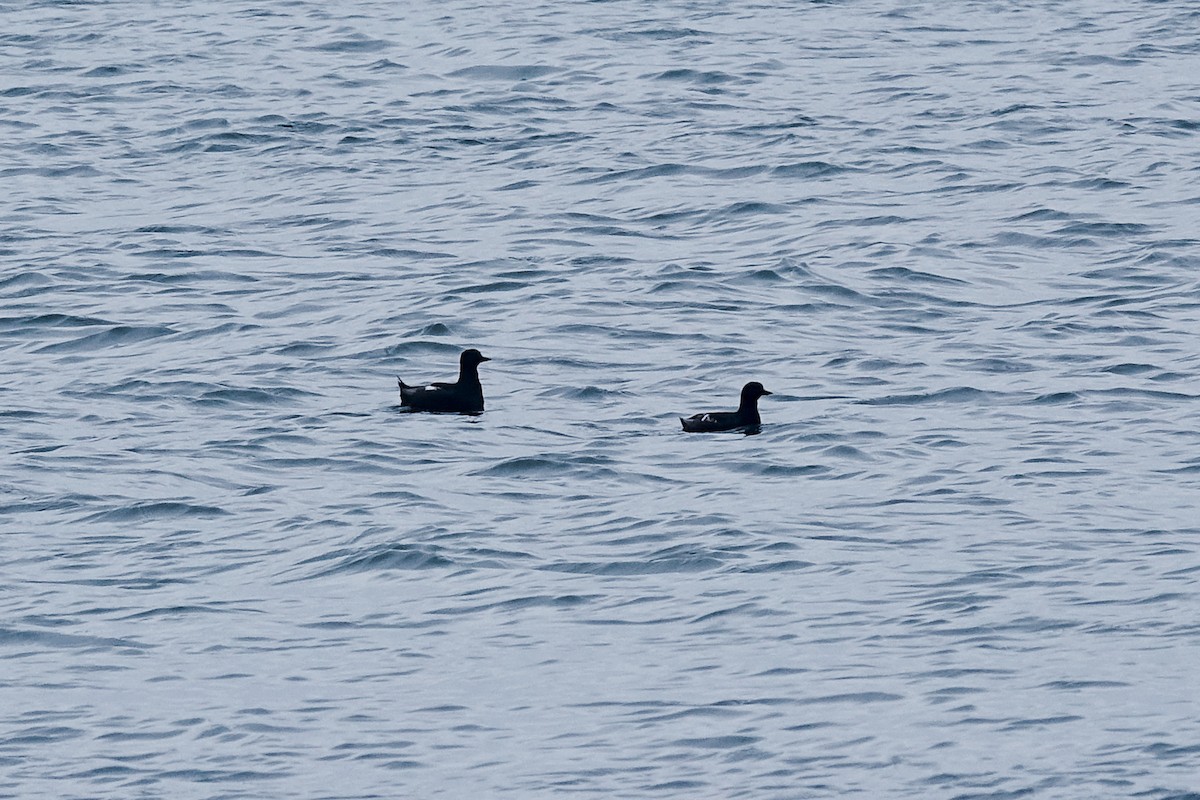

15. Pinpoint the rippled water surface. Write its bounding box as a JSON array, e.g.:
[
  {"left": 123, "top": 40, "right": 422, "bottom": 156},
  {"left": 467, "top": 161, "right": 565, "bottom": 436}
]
[{"left": 3, "top": 0, "right": 1200, "bottom": 796}]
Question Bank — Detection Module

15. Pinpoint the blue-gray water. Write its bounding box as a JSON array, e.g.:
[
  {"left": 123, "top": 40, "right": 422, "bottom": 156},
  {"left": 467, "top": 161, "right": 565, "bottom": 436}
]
[{"left": 3, "top": 1, "right": 1199, "bottom": 797}]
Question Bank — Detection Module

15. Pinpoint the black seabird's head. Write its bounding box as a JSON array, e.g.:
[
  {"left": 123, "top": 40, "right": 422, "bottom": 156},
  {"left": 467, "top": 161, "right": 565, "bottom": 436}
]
[
  {"left": 461, "top": 348, "right": 491, "bottom": 367},
  {"left": 742, "top": 381, "right": 772, "bottom": 400}
]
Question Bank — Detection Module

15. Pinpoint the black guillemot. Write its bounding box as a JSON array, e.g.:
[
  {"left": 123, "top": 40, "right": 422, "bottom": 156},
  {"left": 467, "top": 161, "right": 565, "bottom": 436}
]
[
  {"left": 398, "top": 349, "right": 490, "bottom": 413},
  {"left": 680, "top": 381, "right": 772, "bottom": 432}
]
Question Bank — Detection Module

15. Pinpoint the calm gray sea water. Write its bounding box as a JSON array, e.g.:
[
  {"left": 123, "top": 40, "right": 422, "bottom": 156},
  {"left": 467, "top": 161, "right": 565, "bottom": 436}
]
[{"left": 3, "top": 0, "right": 1199, "bottom": 797}]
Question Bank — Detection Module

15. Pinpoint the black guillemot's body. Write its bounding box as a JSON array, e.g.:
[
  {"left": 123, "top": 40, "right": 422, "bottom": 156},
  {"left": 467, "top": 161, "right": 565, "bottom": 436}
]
[
  {"left": 680, "top": 381, "right": 772, "bottom": 432},
  {"left": 398, "top": 349, "right": 490, "bottom": 413}
]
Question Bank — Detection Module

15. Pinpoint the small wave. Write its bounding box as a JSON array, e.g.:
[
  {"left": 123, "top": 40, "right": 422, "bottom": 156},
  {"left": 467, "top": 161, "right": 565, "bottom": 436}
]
[
  {"left": 798, "top": 692, "right": 903, "bottom": 705},
  {"left": 1103, "top": 362, "right": 1158, "bottom": 375},
  {"left": 709, "top": 200, "right": 790, "bottom": 218},
  {"left": 4, "top": 164, "right": 101, "bottom": 178},
  {"left": 650, "top": 68, "right": 739, "bottom": 84},
  {"left": 541, "top": 385, "right": 628, "bottom": 400},
  {"left": 672, "top": 735, "right": 761, "bottom": 749},
  {"left": 431, "top": 594, "right": 595, "bottom": 616},
  {"left": 993, "top": 231, "right": 1079, "bottom": 249},
  {"left": 859, "top": 386, "right": 1001, "bottom": 406},
  {"left": 133, "top": 223, "right": 223, "bottom": 234},
  {"left": 120, "top": 605, "right": 239, "bottom": 620},
  {"left": 991, "top": 103, "right": 1043, "bottom": 116},
  {"left": 301, "top": 543, "right": 456, "bottom": 577},
  {"left": 771, "top": 161, "right": 850, "bottom": 178},
  {"left": 369, "top": 247, "right": 456, "bottom": 260},
  {"left": 449, "top": 64, "right": 559, "bottom": 81},
  {"left": 472, "top": 455, "right": 617, "bottom": 479},
  {"left": 0, "top": 497, "right": 84, "bottom": 514},
  {"left": 1003, "top": 715, "right": 1083, "bottom": 730},
  {"left": 822, "top": 445, "right": 872, "bottom": 460},
  {"left": 456, "top": 280, "right": 528, "bottom": 294},
  {"left": 0, "top": 271, "right": 52, "bottom": 291},
  {"left": 272, "top": 341, "right": 335, "bottom": 356},
  {"left": 731, "top": 268, "right": 788, "bottom": 284},
  {"left": 1052, "top": 221, "right": 1152, "bottom": 237},
  {"left": 599, "top": 26, "right": 708, "bottom": 42},
  {"left": 34, "top": 325, "right": 175, "bottom": 353},
  {"left": 367, "top": 58, "right": 407, "bottom": 71},
  {"left": 952, "top": 357, "right": 1033, "bottom": 374},
  {"left": 542, "top": 544, "right": 728, "bottom": 576},
  {"left": 3, "top": 726, "right": 85, "bottom": 745},
  {"left": 81, "top": 65, "right": 129, "bottom": 78},
  {"left": 1089, "top": 387, "right": 1198, "bottom": 402},
  {"left": 1040, "top": 680, "right": 1130, "bottom": 690},
  {"left": 737, "top": 560, "right": 815, "bottom": 573},
  {"left": 378, "top": 340, "right": 463, "bottom": 359},
  {"left": 727, "top": 463, "right": 832, "bottom": 478},
  {"left": 0, "top": 313, "right": 109, "bottom": 330},
  {"left": 1063, "top": 177, "right": 1132, "bottom": 191},
  {"left": 497, "top": 179, "right": 539, "bottom": 191},
  {"left": 310, "top": 36, "right": 391, "bottom": 54},
  {"left": 0, "top": 626, "right": 149, "bottom": 651},
  {"left": 195, "top": 386, "right": 314, "bottom": 406},
  {"left": 96, "top": 378, "right": 217, "bottom": 399},
  {"left": 818, "top": 214, "right": 916, "bottom": 228},
  {"left": 1007, "top": 207, "right": 1074, "bottom": 222},
  {"left": 80, "top": 501, "right": 229, "bottom": 523},
  {"left": 579, "top": 162, "right": 688, "bottom": 185},
  {"left": 869, "top": 266, "right": 967, "bottom": 285},
  {"left": 1029, "top": 392, "right": 1080, "bottom": 405}
]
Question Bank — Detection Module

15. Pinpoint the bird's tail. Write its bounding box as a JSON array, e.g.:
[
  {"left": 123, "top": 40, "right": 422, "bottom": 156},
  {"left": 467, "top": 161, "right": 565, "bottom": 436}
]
[{"left": 397, "top": 377, "right": 410, "bottom": 390}]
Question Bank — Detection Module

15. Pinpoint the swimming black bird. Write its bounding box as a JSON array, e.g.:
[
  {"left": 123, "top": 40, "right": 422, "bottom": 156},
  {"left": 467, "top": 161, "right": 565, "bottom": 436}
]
[
  {"left": 680, "top": 381, "right": 772, "bottom": 432},
  {"left": 398, "top": 348, "right": 490, "bottom": 413}
]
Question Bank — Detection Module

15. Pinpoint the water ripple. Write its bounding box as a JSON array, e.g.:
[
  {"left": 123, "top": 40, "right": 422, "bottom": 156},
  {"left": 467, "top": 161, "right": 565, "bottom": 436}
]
[{"left": 1, "top": 1, "right": 1198, "bottom": 797}]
